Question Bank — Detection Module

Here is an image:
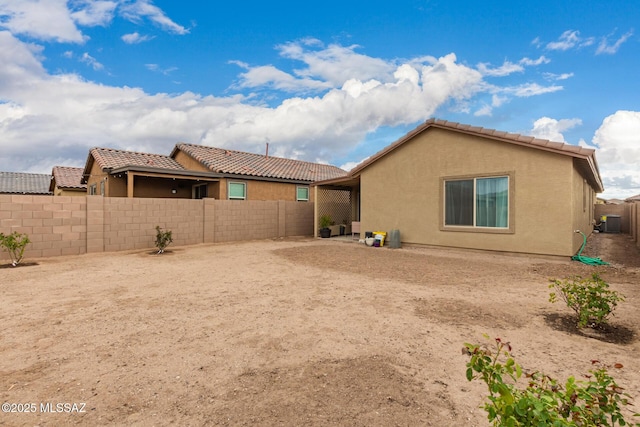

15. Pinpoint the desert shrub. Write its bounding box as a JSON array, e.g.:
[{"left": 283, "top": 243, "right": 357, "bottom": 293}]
[
  {"left": 0, "top": 231, "right": 31, "bottom": 266},
  {"left": 464, "top": 335, "right": 638, "bottom": 426},
  {"left": 549, "top": 273, "right": 625, "bottom": 328},
  {"left": 154, "top": 226, "right": 173, "bottom": 254}
]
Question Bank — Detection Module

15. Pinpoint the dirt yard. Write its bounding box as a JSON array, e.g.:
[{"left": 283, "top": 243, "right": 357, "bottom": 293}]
[{"left": 1, "top": 233, "right": 639, "bottom": 426}]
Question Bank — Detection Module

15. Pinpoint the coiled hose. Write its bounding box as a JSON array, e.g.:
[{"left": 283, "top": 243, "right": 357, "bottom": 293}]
[{"left": 571, "top": 230, "right": 609, "bottom": 265}]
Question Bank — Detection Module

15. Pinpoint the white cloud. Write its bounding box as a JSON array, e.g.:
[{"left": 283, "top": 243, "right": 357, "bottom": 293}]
[
  {"left": 529, "top": 117, "right": 582, "bottom": 142},
  {"left": 543, "top": 72, "right": 574, "bottom": 81},
  {"left": 474, "top": 104, "right": 493, "bottom": 117},
  {"left": 593, "top": 111, "right": 640, "bottom": 163},
  {"left": 477, "top": 55, "right": 552, "bottom": 77},
  {"left": 519, "top": 56, "right": 550, "bottom": 66},
  {"left": 0, "top": 31, "right": 566, "bottom": 175},
  {"left": 122, "top": 31, "right": 153, "bottom": 44},
  {"left": 546, "top": 30, "right": 594, "bottom": 51},
  {"left": 502, "top": 82, "right": 563, "bottom": 97},
  {"left": 596, "top": 29, "right": 634, "bottom": 55},
  {"left": 0, "top": 37, "right": 489, "bottom": 171},
  {"left": 70, "top": 0, "right": 117, "bottom": 26},
  {"left": 0, "top": 0, "right": 187, "bottom": 44},
  {"left": 592, "top": 111, "right": 640, "bottom": 199},
  {"left": 0, "top": 0, "right": 86, "bottom": 42},
  {"left": 234, "top": 64, "right": 332, "bottom": 93},
  {"left": 477, "top": 61, "right": 523, "bottom": 77},
  {"left": 80, "top": 52, "right": 103, "bottom": 70},
  {"left": 119, "top": 0, "right": 188, "bottom": 35},
  {"left": 275, "top": 39, "right": 396, "bottom": 87}
]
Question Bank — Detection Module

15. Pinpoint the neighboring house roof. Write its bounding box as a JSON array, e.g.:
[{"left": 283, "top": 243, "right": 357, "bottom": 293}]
[
  {"left": 605, "top": 198, "right": 625, "bottom": 205},
  {"left": 50, "top": 166, "right": 87, "bottom": 191},
  {"left": 172, "top": 143, "right": 347, "bottom": 182},
  {"left": 625, "top": 194, "right": 640, "bottom": 202},
  {"left": 82, "top": 147, "right": 187, "bottom": 183},
  {"left": 0, "top": 172, "right": 52, "bottom": 195},
  {"left": 318, "top": 118, "right": 604, "bottom": 192}
]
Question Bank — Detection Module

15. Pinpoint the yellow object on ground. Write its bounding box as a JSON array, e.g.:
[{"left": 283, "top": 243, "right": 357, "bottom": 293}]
[{"left": 373, "top": 231, "right": 387, "bottom": 246}]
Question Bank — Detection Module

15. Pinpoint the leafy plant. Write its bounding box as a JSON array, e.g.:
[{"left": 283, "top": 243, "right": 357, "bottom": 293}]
[
  {"left": 154, "top": 226, "right": 173, "bottom": 254},
  {"left": 0, "top": 231, "right": 31, "bottom": 267},
  {"left": 549, "top": 273, "right": 625, "bottom": 328},
  {"left": 464, "top": 335, "right": 638, "bottom": 426},
  {"left": 319, "top": 214, "right": 332, "bottom": 229}
]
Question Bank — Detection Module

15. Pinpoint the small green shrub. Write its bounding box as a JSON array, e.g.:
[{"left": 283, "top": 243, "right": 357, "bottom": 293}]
[
  {"left": 319, "top": 214, "right": 332, "bottom": 229},
  {"left": 464, "top": 335, "right": 638, "bottom": 426},
  {"left": 154, "top": 226, "right": 173, "bottom": 254},
  {"left": 549, "top": 273, "right": 625, "bottom": 328},
  {"left": 0, "top": 231, "right": 31, "bottom": 266}
]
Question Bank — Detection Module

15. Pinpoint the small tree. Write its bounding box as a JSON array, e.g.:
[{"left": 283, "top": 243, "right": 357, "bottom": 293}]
[
  {"left": 0, "top": 231, "right": 31, "bottom": 267},
  {"left": 549, "top": 273, "right": 625, "bottom": 328},
  {"left": 154, "top": 226, "right": 173, "bottom": 254},
  {"left": 464, "top": 336, "right": 638, "bottom": 426}
]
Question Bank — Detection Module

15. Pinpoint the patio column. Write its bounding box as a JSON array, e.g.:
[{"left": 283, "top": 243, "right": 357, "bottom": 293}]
[
  {"left": 127, "top": 172, "right": 134, "bottom": 198},
  {"left": 313, "top": 185, "right": 318, "bottom": 238}
]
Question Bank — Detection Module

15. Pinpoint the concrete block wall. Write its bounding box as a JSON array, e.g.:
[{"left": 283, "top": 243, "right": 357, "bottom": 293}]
[
  {"left": 101, "top": 197, "right": 205, "bottom": 252},
  {"left": 285, "top": 201, "right": 314, "bottom": 237},
  {"left": 594, "top": 203, "right": 632, "bottom": 233},
  {"left": 0, "top": 195, "right": 313, "bottom": 261},
  {"left": 0, "top": 195, "right": 87, "bottom": 262},
  {"left": 213, "top": 200, "right": 279, "bottom": 242}
]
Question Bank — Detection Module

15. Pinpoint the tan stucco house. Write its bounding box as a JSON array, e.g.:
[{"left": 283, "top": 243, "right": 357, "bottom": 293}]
[
  {"left": 170, "top": 143, "right": 346, "bottom": 202},
  {"left": 82, "top": 145, "right": 347, "bottom": 200},
  {"left": 50, "top": 166, "right": 87, "bottom": 196},
  {"left": 314, "top": 119, "right": 604, "bottom": 257}
]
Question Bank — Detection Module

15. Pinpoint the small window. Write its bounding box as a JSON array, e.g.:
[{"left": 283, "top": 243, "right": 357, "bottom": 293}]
[
  {"left": 89, "top": 184, "right": 97, "bottom": 195},
  {"left": 297, "top": 186, "right": 309, "bottom": 201},
  {"left": 444, "top": 176, "right": 509, "bottom": 228},
  {"left": 100, "top": 181, "right": 105, "bottom": 196},
  {"left": 228, "top": 182, "right": 246, "bottom": 200},
  {"left": 194, "top": 184, "right": 208, "bottom": 199}
]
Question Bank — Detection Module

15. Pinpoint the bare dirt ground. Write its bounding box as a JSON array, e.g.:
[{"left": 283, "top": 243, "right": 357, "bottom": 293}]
[{"left": 1, "top": 232, "right": 639, "bottom": 426}]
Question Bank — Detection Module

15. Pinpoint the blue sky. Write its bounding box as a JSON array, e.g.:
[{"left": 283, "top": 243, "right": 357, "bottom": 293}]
[{"left": 0, "top": 0, "right": 639, "bottom": 199}]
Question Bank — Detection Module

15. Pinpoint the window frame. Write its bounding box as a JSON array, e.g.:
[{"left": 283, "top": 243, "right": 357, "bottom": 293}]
[
  {"left": 296, "top": 186, "right": 309, "bottom": 202},
  {"left": 228, "top": 181, "right": 246, "bottom": 200},
  {"left": 89, "top": 184, "right": 97, "bottom": 195},
  {"left": 440, "top": 172, "right": 514, "bottom": 234}
]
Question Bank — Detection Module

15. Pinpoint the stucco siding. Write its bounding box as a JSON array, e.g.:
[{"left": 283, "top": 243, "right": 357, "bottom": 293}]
[
  {"left": 173, "top": 150, "right": 211, "bottom": 172},
  {"left": 359, "top": 127, "right": 580, "bottom": 256}
]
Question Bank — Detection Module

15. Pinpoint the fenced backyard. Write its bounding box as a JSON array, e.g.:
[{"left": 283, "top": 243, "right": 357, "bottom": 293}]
[{"left": 1, "top": 233, "right": 639, "bottom": 426}]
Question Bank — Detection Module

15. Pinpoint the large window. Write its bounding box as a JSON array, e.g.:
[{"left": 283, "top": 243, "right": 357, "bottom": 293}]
[
  {"left": 228, "top": 182, "right": 246, "bottom": 200},
  {"left": 444, "top": 176, "right": 509, "bottom": 228},
  {"left": 296, "top": 186, "right": 309, "bottom": 201}
]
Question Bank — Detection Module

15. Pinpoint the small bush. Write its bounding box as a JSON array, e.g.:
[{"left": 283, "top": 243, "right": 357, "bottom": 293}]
[
  {"left": 549, "top": 273, "right": 625, "bottom": 328},
  {"left": 0, "top": 231, "right": 31, "bottom": 266},
  {"left": 464, "top": 335, "right": 638, "bottom": 426},
  {"left": 154, "top": 226, "right": 173, "bottom": 254}
]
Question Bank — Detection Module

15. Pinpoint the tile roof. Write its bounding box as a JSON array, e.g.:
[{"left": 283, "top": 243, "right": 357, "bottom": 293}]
[
  {"left": 89, "top": 147, "right": 186, "bottom": 171},
  {"left": 344, "top": 118, "right": 603, "bottom": 192},
  {"left": 174, "top": 143, "right": 347, "bottom": 182},
  {"left": 0, "top": 172, "right": 52, "bottom": 195},
  {"left": 51, "top": 166, "right": 86, "bottom": 190},
  {"left": 625, "top": 194, "right": 640, "bottom": 202}
]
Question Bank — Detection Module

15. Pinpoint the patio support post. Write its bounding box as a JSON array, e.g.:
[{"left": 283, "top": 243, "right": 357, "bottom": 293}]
[
  {"left": 127, "top": 172, "right": 134, "bottom": 198},
  {"left": 313, "top": 185, "right": 318, "bottom": 238}
]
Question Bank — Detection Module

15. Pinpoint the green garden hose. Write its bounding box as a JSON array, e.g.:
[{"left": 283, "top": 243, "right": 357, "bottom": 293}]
[{"left": 571, "top": 230, "right": 609, "bottom": 265}]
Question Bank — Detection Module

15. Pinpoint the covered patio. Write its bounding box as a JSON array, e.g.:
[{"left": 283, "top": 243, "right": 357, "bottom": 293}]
[{"left": 312, "top": 175, "right": 361, "bottom": 239}]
